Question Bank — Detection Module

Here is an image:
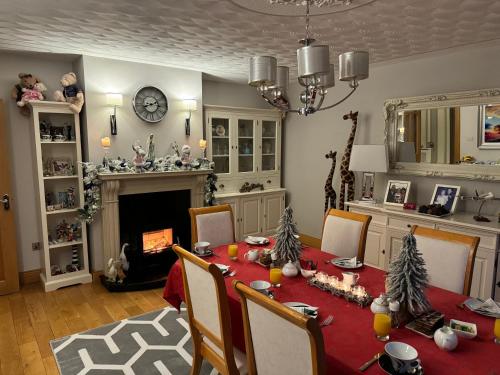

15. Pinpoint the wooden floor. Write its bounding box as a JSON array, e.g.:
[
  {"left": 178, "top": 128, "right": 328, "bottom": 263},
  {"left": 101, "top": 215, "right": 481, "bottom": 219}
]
[{"left": 0, "top": 277, "right": 168, "bottom": 375}]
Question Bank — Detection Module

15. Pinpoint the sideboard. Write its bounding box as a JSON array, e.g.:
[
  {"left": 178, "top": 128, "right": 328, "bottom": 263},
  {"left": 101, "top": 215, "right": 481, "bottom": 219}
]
[{"left": 346, "top": 201, "right": 500, "bottom": 301}]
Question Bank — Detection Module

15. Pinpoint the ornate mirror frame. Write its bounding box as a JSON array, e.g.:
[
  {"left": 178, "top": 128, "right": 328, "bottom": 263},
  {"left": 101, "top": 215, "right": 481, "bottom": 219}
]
[{"left": 384, "top": 88, "right": 500, "bottom": 181}]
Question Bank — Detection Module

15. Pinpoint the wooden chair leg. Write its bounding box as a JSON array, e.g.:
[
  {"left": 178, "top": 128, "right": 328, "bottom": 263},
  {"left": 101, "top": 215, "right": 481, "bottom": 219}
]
[{"left": 190, "top": 329, "right": 203, "bottom": 375}]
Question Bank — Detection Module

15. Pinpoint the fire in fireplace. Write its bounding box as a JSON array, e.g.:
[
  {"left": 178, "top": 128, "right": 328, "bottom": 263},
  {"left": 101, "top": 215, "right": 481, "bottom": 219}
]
[{"left": 143, "top": 228, "right": 173, "bottom": 254}]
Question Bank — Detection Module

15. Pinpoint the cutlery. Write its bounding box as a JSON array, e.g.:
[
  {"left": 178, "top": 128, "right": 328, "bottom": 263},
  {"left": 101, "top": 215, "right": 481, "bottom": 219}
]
[
  {"left": 225, "top": 270, "right": 237, "bottom": 278},
  {"left": 359, "top": 352, "right": 383, "bottom": 372},
  {"left": 320, "top": 315, "right": 333, "bottom": 327}
]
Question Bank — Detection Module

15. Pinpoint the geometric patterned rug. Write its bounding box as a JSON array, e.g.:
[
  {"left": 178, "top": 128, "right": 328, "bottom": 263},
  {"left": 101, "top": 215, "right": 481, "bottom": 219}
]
[{"left": 50, "top": 307, "right": 216, "bottom": 375}]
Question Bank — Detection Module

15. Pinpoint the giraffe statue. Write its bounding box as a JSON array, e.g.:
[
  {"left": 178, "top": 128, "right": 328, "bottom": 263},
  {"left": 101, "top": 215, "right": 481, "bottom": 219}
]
[
  {"left": 324, "top": 150, "right": 337, "bottom": 213},
  {"left": 338, "top": 111, "right": 359, "bottom": 211}
]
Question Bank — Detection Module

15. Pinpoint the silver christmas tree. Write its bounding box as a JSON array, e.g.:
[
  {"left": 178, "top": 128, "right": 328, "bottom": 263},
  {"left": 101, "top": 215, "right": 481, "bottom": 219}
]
[
  {"left": 386, "top": 232, "right": 431, "bottom": 316},
  {"left": 274, "top": 206, "right": 302, "bottom": 264}
]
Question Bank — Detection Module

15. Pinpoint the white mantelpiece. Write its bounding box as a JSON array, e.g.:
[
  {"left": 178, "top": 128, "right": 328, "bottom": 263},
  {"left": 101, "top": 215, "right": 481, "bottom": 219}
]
[{"left": 99, "top": 170, "right": 210, "bottom": 273}]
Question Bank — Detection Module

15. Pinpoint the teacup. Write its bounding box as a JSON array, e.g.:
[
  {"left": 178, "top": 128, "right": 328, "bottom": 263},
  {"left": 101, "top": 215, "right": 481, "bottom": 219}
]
[
  {"left": 342, "top": 271, "right": 360, "bottom": 287},
  {"left": 244, "top": 249, "right": 259, "bottom": 262},
  {"left": 250, "top": 280, "right": 271, "bottom": 294},
  {"left": 194, "top": 241, "right": 210, "bottom": 255},
  {"left": 385, "top": 342, "right": 421, "bottom": 374}
]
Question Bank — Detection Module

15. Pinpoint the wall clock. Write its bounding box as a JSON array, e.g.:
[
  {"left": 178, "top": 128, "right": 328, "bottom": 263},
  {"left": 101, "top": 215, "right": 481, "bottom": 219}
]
[{"left": 132, "top": 86, "right": 168, "bottom": 123}]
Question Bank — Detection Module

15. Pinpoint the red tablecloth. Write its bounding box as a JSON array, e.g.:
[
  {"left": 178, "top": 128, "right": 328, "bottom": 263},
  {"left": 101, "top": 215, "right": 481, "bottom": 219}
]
[{"left": 164, "top": 241, "right": 500, "bottom": 374}]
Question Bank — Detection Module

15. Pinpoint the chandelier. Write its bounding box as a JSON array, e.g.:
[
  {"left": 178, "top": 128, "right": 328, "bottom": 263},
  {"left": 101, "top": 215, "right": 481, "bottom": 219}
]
[{"left": 248, "top": 0, "right": 369, "bottom": 116}]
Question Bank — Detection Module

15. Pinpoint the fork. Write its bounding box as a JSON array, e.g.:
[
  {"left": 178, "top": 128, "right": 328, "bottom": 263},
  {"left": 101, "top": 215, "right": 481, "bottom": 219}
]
[{"left": 320, "top": 314, "right": 334, "bottom": 327}]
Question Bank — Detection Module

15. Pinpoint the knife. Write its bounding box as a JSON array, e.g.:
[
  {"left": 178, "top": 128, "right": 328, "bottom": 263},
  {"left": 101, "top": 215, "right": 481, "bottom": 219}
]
[{"left": 359, "top": 352, "right": 383, "bottom": 372}]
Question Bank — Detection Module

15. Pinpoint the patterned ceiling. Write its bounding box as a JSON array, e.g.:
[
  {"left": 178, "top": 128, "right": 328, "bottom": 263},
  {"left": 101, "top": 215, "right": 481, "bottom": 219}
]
[{"left": 0, "top": 0, "right": 499, "bottom": 82}]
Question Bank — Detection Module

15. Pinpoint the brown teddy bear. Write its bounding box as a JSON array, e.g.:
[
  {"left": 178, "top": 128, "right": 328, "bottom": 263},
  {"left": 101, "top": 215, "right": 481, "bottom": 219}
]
[
  {"left": 53, "top": 72, "right": 85, "bottom": 114},
  {"left": 11, "top": 73, "right": 40, "bottom": 116}
]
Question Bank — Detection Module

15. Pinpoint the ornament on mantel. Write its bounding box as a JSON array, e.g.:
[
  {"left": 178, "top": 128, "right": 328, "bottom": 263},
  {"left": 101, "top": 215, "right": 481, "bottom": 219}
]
[
  {"left": 274, "top": 206, "right": 302, "bottom": 265},
  {"left": 204, "top": 173, "right": 218, "bottom": 206},
  {"left": 386, "top": 232, "right": 431, "bottom": 320}
]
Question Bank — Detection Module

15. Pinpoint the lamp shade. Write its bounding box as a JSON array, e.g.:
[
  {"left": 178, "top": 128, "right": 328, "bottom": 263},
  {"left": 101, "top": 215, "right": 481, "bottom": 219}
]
[
  {"left": 272, "top": 65, "right": 289, "bottom": 91},
  {"left": 339, "top": 51, "right": 369, "bottom": 82},
  {"left": 183, "top": 99, "right": 197, "bottom": 111},
  {"left": 249, "top": 56, "right": 277, "bottom": 87},
  {"left": 315, "top": 64, "right": 335, "bottom": 89},
  {"left": 106, "top": 93, "right": 123, "bottom": 107},
  {"left": 349, "top": 145, "right": 388, "bottom": 172},
  {"left": 297, "top": 45, "right": 330, "bottom": 77}
]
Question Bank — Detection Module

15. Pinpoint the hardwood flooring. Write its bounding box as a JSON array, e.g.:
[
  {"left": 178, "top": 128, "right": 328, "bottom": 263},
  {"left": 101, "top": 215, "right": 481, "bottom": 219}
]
[{"left": 0, "top": 278, "right": 168, "bottom": 375}]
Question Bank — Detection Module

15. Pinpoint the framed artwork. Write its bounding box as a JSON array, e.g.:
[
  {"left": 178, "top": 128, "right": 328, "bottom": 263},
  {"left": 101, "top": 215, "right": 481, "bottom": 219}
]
[
  {"left": 430, "top": 184, "right": 461, "bottom": 213},
  {"left": 384, "top": 180, "right": 411, "bottom": 206},
  {"left": 478, "top": 104, "right": 500, "bottom": 149},
  {"left": 360, "top": 172, "right": 375, "bottom": 201},
  {"left": 51, "top": 159, "right": 73, "bottom": 176}
]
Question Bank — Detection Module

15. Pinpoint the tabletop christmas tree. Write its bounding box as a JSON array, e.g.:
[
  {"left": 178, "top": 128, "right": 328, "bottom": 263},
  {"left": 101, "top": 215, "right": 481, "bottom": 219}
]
[
  {"left": 386, "top": 232, "right": 431, "bottom": 319},
  {"left": 274, "top": 206, "right": 302, "bottom": 265}
]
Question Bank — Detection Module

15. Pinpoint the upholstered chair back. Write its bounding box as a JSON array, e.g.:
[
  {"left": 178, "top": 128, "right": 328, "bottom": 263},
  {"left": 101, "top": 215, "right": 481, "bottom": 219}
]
[{"left": 190, "top": 205, "right": 235, "bottom": 249}]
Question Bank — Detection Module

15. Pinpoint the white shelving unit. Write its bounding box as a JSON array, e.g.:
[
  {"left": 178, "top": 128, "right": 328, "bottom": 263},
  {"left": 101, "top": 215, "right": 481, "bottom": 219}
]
[{"left": 29, "top": 101, "right": 92, "bottom": 292}]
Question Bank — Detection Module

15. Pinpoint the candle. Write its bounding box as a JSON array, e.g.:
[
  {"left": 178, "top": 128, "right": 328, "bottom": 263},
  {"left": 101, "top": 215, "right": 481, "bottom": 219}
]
[
  {"left": 199, "top": 139, "right": 207, "bottom": 149},
  {"left": 316, "top": 272, "right": 328, "bottom": 283},
  {"left": 328, "top": 275, "right": 339, "bottom": 288},
  {"left": 101, "top": 137, "right": 111, "bottom": 148}
]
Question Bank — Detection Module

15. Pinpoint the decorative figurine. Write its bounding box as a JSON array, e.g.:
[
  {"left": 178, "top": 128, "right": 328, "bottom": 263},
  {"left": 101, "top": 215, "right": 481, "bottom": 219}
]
[
  {"left": 324, "top": 150, "right": 337, "bottom": 212},
  {"left": 71, "top": 245, "right": 80, "bottom": 270},
  {"left": 181, "top": 144, "right": 192, "bottom": 168},
  {"left": 146, "top": 133, "right": 155, "bottom": 163},
  {"left": 11, "top": 73, "right": 42, "bottom": 116},
  {"left": 53, "top": 72, "right": 85, "bottom": 114},
  {"left": 56, "top": 220, "right": 69, "bottom": 242},
  {"left": 106, "top": 258, "right": 118, "bottom": 283},
  {"left": 66, "top": 187, "right": 76, "bottom": 208},
  {"left": 17, "top": 82, "right": 47, "bottom": 107},
  {"left": 132, "top": 142, "right": 147, "bottom": 173},
  {"left": 339, "top": 111, "right": 359, "bottom": 210}
]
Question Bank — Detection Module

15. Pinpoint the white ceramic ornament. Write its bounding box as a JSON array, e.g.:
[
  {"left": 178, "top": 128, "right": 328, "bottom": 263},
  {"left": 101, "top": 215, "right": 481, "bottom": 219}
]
[
  {"left": 370, "top": 294, "right": 390, "bottom": 314},
  {"left": 282, "top": 260, "right": 299, "bottom": 277},
  {"left": 434, "top": 326, "right": 458, "bottom": 351}
]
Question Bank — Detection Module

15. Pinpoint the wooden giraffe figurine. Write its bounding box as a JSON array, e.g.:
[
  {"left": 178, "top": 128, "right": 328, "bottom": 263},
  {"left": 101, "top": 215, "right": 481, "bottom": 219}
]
[
  {"left": 339, "top": 111, "right": 359, "bottom": 210},
  {"left": 324, "top": 150, "right": 337, "bottom": 213}
]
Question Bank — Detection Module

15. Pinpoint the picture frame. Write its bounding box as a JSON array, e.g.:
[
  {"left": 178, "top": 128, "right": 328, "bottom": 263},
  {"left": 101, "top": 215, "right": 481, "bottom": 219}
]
[
  {"left": 478, "top": 104, "right": 500, "bottom": 149},
  {"left": 51, "top": 159, "right": 73, "bottom": 176},
  {"left": 384, "top": 180, "right": 411, "bottom": 206},
  {"left": 430, "top": 184, "right": 461, "bottom": 213},
  {"left": 360, "top": 172, "right": 375, "bottom": 201}
]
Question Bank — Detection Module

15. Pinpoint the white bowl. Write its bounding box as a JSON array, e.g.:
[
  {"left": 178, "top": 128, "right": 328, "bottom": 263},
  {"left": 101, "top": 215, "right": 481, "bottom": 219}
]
[
  {"left": 194, "top": 241, "right": 210, "bottom": 254},
  {"left": 450, "top": 319, "right": 477, "bottom": 339},
  {"left": 385, "top": 341, "right": 418, "bottom": 361},
  {"left": 250, "top": 280, "right": 271, "bottom": 293}
]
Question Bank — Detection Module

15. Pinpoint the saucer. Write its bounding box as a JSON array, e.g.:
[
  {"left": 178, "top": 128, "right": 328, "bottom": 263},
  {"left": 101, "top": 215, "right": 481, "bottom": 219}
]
[
  {"left": 194, "top": 249, "right": 213, "bottom": 257},
  {"left": 378, "top": 353, "right": 424, "bottom": 375}
]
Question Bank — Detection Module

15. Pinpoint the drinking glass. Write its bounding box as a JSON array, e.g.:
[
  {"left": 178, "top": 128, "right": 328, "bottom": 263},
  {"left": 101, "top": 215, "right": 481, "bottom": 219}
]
[
  {"left": 228, "top": 244, "right": 238, "bottom": 261},
  {"left": 270, "top": 268, "right": 282, "bottom": 287},
  {"left": 373, "top": 313, "right": 391, "bottom": 341},
  {"left": 494, "top": 318, "right": 500, "bottom": 344}
]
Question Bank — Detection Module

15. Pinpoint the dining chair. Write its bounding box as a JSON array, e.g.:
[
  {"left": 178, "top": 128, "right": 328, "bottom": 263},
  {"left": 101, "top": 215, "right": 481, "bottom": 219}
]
[
  {"left": 320, "top": 208, "right": 372, "bottom": 262},
  {"left": 411, "top": 226, "right": 479, "bottom": 295},
  {"left": 233, "top": 280, "right": 326, "bottom": 375},
  {"left": 189, "top": 204, "right": 235, "bottom": 249},
  {"left": 172, "top": 245, "right": 247, "bottom": 375}
]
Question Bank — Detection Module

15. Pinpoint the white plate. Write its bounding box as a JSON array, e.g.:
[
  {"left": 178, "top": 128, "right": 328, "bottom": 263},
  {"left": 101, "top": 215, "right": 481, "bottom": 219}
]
[
  {"left": 331, "top": 258, "right": 363, "bottom": 269},
  {"left": 245, "top": 236, "right": 270, "bottom": 245},
  {"left": 283, "top": 302, "right": 319, "bottom": 318}
]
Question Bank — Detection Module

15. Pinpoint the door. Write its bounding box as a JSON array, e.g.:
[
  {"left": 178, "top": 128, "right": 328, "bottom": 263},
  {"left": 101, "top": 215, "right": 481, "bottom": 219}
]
[
  {"left": 0, "top": 100, "right": 20, "bottom": 295},
  {"left": 262, "top": 193, "right": 284, "bottom": 235},
  {"left": 240, "top": 196, "right": 262, "bottom": 238}
]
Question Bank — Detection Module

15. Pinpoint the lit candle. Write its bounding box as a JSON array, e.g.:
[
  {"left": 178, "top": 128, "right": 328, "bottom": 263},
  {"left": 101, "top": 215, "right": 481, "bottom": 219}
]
[
  {"left": 199, "top": 139, "right": 207, "bottom": 149},
  {"left": 101, "top": 137, "right": 111, "bottom": 148},
  {"left": 316, "top": 272, "right": 328, "bottom": 283},
  {"left": 328, "top": 275, "right": 339, "bottom": 288}
]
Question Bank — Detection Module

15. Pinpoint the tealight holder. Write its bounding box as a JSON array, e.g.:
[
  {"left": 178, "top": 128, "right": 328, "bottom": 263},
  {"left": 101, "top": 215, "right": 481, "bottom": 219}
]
[{"left": 308, "top": 274, "right": 372, "bottom": 308}]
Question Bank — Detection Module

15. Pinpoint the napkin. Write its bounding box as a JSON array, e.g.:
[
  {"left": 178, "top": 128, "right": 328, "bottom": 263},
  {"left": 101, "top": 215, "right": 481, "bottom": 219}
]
[
  {"left": 348, "top": 256, "right": 357, "bottom": 266},
  {"left": 247, "top": 236, "right": 267, "bottom": 244},
  {"left": 477, "top": 298, "right": 500, "bottom": 315}
]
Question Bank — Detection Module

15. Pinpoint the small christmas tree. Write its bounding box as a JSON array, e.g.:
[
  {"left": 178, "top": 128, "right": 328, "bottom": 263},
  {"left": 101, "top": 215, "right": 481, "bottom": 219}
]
[
  {"left": 386, "top": 232, "right": 431, "bottom": 317},
  {"left": 274, "top": 206, "right": 302, "bottom": 264}
]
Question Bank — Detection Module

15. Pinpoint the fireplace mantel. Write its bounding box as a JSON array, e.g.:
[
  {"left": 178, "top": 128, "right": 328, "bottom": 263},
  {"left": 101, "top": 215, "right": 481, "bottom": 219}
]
[{"left": 99, "top": 170, "right": 211, "bottom": 274}]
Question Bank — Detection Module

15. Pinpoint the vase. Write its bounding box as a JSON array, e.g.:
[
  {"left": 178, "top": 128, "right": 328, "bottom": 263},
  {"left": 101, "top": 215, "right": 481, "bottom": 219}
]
[
  {"left": 434, "top": 326, "right": 458, "bottom": 351},
  {"left": 282, "top": 260, "right": 298, "bottom": 277}
]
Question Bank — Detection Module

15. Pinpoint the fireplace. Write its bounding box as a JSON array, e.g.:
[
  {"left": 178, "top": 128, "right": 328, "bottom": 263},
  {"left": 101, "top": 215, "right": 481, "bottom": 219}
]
[{"left": 143, "top": 228, "right": 173, "bottom": 254}]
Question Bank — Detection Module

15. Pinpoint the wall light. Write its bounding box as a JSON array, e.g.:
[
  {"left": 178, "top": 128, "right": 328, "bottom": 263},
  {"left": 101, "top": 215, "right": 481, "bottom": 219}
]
[
  {"left": 106, "top": 93, "right": 123, "bottom": 135},
  {"left": 183, "top": 99, "right": 197, "bottom": 136}
]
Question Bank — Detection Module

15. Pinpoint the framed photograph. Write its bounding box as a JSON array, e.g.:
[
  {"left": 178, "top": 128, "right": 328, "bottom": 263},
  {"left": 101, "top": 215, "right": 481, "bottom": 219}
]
[
  {"left": 51, "top": 159, "right": 73, "bottom": 176},
  {"left": 478, "top": 104, "right": 500, "bottom": 149},
  {"left": 384, "top": 180, "right": 411, "bottom": 206},
  {"left": 360, "top": 172, "right": 375, "bottom": 201},
  {"left": 430, "top": 184, "right": 461, "bottom": 213}
]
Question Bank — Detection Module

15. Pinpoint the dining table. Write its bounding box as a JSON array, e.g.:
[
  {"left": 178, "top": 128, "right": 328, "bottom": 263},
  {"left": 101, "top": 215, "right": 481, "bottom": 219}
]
[{"left": 163, "top": 239, "right": 500, "bottom": 375}]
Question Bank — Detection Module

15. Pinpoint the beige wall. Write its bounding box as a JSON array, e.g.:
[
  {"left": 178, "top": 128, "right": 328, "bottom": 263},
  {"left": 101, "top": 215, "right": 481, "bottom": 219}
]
[
  {"left": 283, "top": 44, "right": 500, "bottom": 238},
  {"left": 202, "top": 80, "right": 269, "bottom": 109}
]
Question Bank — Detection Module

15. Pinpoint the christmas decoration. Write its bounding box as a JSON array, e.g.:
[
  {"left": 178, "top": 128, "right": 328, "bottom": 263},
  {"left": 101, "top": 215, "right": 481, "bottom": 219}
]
[
  {"left": 386, "top": 232, "right": 431, "bottom": 317},
  {"left": 274, "top": 206, "right": 301, "bottom": 264},
  {"left": 204, "top": 173, "right": 218, "bottom": 206},
  {"left": 78, "top": 162, "right": 102, "bottom": 223}
]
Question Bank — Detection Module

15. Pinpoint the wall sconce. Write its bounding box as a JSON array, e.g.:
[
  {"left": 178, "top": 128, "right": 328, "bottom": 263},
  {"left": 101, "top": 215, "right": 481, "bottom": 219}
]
[
  {"left": 183, "top": 99, "right": 197, "bottom": 136},
  {"left": 106, "top": 93, "right": 123, "bottom": 135}
]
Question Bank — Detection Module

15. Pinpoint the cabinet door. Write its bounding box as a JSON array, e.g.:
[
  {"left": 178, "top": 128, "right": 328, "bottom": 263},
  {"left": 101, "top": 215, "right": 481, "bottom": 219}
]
[
  {"left": 241, "top": 196, "right": 262, "bottom": 238},
  {"left": 364, "top": 225, "right": 385, "bottom": 269},
  {"left": 385, "top": 228, "right": 406, "bottom": 267},
  {"left": 216, "top": 197, "right": 240, "bottom": 241},
  {"left": 207, "top": 114, "right": 232, "bottom": 175},
  {"left": 263, "top": 193, "right": 285, "bottom": 235},
  {"left": 260, "top": 119, "right": 280, "bottom": 173},
  {"left": 469, "top": 246, "right": 495, "bottom": 299},
  {"left": 236, "top": 118, "right": 256, "bottom": 174}
]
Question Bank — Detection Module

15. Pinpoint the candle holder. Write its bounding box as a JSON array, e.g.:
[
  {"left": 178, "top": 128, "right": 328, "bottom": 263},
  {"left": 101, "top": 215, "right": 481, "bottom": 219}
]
[{"left": 308, "top": 274, "right": 373, "bottom": 308}]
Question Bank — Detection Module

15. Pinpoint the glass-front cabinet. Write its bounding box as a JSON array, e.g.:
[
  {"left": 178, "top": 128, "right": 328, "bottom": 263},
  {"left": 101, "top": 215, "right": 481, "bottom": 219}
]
[
  {"left": 210, "top": 116, "right": 231, "bottom": 175},
  {"left": 261, "top": 119, "right": 279, "bottom": 172},
  {"left": 237, "top": 118, "right": 256, "bottom": 173}
]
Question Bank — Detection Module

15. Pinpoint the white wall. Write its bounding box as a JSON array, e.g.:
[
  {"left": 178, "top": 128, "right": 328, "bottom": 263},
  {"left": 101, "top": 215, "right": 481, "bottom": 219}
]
[
  {"left": 202, "top": 80, "right": 270, "bottom": 109},
  {"left": 81, "top": 56, "right": 204, "bottom": 271},
  {"left": 284, "top": 44, "right": 500, "bottom": 238},
  {"left": 0, "top": 52, "right": 76, "bottom": 271}
]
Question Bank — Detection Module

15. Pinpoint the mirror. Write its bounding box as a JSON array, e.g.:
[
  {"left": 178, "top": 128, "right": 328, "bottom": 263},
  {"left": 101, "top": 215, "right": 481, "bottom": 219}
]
[{"left": 385, "top": 88, "right": 500, "bottom": 181}]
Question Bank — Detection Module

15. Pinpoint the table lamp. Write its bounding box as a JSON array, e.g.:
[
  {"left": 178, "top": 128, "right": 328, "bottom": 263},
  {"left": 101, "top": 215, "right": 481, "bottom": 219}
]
[{"left": 349, "top": 144, "right": 388, "bottom": 203}]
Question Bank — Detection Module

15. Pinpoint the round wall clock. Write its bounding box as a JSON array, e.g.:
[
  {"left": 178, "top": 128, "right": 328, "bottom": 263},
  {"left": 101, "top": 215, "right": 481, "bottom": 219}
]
[{"left": 132, "top": 86, "right": 168, "bottom": 123}]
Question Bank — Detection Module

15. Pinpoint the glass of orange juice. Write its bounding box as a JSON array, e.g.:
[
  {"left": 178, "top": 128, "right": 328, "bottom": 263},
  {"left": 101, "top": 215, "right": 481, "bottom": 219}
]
[
  {"left": 228, "top": 244, "right": 238, "bottom": 260},
  {"left": 270, "top": 268, "right": 282, "bottom": 287},
  {"left": 494, "top": 318, "right": 500, "bottom": 344},
  {"left": 373, "top": 313, "right": 391, "bottom": 341}
]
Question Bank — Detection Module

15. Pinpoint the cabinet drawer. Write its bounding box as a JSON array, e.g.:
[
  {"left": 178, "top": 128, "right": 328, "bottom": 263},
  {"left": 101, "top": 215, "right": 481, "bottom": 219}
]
[
  {"left": 350, "top": 210, "right": 387, "bottom": 226},
  {"left": 435, "top": 224, "right": 497, "bottom": 250},
  {"left": 260, "top": 175, "right": 280, "bottom": 189},
  {"left": 215, "top": 178, "right": 240, "bottom": 195},
  {"left": 388, "top": 217, "right": 435, "bottom": 231}
]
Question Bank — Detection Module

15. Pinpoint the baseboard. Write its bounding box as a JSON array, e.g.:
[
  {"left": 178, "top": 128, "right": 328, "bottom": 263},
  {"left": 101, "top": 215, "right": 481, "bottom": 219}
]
[
  {"left": 299, "top": 233, "right": 321, "bottom": 249},
  {"left": 19, "top": 269, "right": 40, "bottom": 286}
]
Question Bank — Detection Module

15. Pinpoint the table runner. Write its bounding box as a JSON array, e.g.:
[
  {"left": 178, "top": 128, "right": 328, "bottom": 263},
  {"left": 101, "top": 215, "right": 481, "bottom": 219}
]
[{"left": 164, "top": 241, "right": 499, "bottom": 374}]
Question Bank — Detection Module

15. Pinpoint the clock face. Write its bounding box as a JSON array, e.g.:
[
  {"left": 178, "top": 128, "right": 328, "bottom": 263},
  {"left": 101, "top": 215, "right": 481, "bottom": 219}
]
[{"left": 132, "top": 86, "right": 168, "bottom": 123}]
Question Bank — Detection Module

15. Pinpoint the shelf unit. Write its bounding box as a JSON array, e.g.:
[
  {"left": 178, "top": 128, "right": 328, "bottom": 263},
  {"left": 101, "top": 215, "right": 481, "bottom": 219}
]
[{"left": 29, "top": 101, "right": 92, "bottom": 292}]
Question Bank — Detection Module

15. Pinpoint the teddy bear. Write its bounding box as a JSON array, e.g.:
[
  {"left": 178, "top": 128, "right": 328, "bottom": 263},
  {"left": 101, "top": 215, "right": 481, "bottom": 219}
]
[
  {"left": 11, "top": 73, "right": 41, "bottom": 116},
  {"left": 17, "top": 82, "right": 47, "bottom": 107},
  {"left": 53, "top": 72, "right": 85, "bottom": 114}
]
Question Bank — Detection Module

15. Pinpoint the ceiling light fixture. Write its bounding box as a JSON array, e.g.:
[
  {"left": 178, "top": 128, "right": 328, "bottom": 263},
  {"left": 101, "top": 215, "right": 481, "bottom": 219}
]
[{"left": 248, "top": 0, "right": 369, "bottom": 116}]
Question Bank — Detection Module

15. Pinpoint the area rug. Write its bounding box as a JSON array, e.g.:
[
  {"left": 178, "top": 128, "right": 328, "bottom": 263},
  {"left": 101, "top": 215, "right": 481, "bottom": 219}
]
[{"left": 50, "top": 307, "right": 216, "bottom": 375}]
